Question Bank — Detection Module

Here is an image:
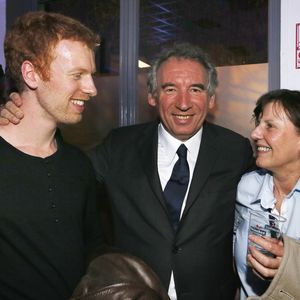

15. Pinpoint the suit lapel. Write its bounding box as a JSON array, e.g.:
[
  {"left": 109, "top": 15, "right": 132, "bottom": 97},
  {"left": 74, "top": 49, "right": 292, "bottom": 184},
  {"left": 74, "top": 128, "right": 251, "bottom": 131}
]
[
  {"left": 136, "top": 122, "right": 222, "bottom": 234},
  {"left": 137, "top": 122, "right": 167, "bottom": 208},
  {"left": 182, "top": 123, "right": 220, "bottom": 216},
  {"left": 137, "top": 122, "right": 174, "bottom": 237}
]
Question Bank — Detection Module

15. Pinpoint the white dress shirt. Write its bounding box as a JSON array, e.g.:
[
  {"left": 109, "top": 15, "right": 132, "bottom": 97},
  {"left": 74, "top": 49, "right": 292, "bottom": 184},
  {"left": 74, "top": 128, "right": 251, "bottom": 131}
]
[
  {"left": 234, "top": 169, "right": 300, "bottom": 299},
  {"left": 157, "top": 123, "right": 202, "bottom": 300}
]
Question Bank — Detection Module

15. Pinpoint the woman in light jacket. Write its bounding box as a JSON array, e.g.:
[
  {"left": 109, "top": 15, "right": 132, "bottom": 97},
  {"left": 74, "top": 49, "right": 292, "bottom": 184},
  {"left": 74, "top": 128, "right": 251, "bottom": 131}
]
[{"left": 234, "top": 89, "right": 300, "bottom": 299}]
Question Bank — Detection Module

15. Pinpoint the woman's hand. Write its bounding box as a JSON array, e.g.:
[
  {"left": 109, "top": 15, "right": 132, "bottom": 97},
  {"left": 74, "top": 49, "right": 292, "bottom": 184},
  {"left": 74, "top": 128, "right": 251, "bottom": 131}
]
[{"left": 247, "top": 234, "right": 284, "bottom": 279}]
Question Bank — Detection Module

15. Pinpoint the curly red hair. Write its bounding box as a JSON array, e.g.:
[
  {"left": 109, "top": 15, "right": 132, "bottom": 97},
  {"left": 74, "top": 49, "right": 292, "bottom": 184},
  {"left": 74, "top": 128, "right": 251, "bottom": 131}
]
[{"left": 4, "top": 11, "right": 100, "bottom": 92}]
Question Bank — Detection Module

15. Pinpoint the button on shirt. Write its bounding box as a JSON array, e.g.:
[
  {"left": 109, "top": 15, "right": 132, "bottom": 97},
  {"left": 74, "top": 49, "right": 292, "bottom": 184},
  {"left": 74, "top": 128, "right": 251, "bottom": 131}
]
[
  {"left": 234, "top": 169, "right": 300, "bottom": 299},
  {"left": 158, "top": 123, "right": 202, "bottom": 300}
]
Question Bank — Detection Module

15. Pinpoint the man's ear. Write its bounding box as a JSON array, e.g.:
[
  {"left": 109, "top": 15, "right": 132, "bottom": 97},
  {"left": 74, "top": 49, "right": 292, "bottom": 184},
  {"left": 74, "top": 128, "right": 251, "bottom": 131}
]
[
  {"left": 148, "top": 93, "right": 157, "bottom": 107},
  {"left": 208, "top": 94, "right": 216, "bottom": 109},
  {"left": 21, "top": 60, "right": 39, "bottom": 89}
]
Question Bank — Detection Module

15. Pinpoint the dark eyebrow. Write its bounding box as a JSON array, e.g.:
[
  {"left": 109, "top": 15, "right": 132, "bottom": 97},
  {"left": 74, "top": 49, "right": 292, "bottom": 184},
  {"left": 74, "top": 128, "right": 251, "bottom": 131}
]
[
  {"left": 161, "top": 83, "right": 207, "bottom": 90},
  {"left": 190, "top": 83, "right": 206, "bottom": 90},
  {"left": 161, "top": 82, "right": 176, "bottom": 89}
]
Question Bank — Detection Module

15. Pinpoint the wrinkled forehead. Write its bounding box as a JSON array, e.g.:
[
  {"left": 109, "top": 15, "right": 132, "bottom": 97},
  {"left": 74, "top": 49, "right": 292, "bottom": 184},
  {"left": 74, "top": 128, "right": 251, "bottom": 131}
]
[
  {"left": 157, "top": 57, "right": 208, "bottom": 81},
  {"left": 158, "top": 57, "right": 205, "bottom": 71}
]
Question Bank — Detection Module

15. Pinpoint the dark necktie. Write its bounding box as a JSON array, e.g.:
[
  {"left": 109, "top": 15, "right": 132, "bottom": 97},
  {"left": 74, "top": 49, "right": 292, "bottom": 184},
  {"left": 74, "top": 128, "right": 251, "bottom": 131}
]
[{"left": 164, "top": 144, "right": 190, "bottom": 231}]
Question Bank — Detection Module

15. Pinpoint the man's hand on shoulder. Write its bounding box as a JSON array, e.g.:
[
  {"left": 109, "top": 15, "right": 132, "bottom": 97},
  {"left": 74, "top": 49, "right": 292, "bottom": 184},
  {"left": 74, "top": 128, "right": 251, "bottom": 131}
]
[{"left": 0, "top": 92, "right": 24, "bottom": 125}]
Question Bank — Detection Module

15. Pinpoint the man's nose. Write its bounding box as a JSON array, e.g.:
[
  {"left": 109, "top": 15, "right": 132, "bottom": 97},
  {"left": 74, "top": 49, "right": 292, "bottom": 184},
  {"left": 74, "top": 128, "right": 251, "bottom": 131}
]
[
  {"left": 82, "top": 75, "right": 97, "bottom": 97},
  {"left": 176, "top": 91, "right": 191, "bottom": 110}
]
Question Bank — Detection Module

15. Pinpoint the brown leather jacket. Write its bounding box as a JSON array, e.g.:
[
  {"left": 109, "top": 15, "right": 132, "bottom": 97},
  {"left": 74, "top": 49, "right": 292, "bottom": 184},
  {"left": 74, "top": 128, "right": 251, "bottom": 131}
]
[
  {"left": 70, "top": 253, "right": 170, "bottom": 300},
  {"left": 247, "top": 235, "right": 300, "bottom": 300}
]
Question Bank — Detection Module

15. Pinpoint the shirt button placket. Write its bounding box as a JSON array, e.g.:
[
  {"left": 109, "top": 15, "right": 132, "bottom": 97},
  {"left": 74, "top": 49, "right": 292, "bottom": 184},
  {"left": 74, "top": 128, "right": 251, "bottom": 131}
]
[{"left": 44, "top": 159, "right": 58, "bottom": 223}]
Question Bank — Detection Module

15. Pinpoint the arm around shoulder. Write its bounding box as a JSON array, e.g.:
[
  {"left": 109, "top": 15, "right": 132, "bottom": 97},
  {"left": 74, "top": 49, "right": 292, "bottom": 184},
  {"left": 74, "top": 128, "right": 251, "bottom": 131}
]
[{"left": 87, "top": 131, "right": 114, "bottom": 184}]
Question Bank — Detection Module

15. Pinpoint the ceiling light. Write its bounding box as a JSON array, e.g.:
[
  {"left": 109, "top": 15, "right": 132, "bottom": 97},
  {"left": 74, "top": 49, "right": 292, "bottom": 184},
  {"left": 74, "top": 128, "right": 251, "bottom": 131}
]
[{"left": 138, "top": 60, "right": 150, "bottom": 68}]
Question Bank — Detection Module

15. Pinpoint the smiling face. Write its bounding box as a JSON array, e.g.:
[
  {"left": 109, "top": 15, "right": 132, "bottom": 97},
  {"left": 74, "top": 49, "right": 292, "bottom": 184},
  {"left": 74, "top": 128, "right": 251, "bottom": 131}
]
[
  {"left": 251, "top": 101, "right": 300, "bottom": 174},
  {"left": 148, "top": 58, "right": 215, "bottom": 141},
  {"left": 35, "top": 39, "right": 97, "bottom": 124}
]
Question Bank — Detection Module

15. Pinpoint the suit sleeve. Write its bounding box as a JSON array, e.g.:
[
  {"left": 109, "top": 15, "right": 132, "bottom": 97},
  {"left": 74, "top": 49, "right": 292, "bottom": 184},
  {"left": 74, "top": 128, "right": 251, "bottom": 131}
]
[
  {"left": 87, "top": 132, "right": 115, "bottom": 246},
  {"left": 82, "top": 159, "right": 106, "bottom": 264},
  {"left": 243, "top": 137, "right": 255, "bottom": 173},
  {"left": 88, "top": 131, "right": 113, "bottom": 185}
]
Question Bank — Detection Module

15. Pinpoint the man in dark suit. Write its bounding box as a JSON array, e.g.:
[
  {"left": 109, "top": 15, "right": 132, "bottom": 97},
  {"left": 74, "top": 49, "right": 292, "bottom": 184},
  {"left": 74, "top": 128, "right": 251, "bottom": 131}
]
[
  {"left": 89, "top": 43, "right": 254, "bottom": 300},
  {"left": 0, "top": 43, "right": 254, "bottom": 299}
]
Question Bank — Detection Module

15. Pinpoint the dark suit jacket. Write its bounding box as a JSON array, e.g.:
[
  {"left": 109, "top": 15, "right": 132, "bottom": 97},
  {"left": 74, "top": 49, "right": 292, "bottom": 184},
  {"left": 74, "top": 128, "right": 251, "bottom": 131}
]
[{"left": 89, "top": 121, "right": 254, "bottom": 300}]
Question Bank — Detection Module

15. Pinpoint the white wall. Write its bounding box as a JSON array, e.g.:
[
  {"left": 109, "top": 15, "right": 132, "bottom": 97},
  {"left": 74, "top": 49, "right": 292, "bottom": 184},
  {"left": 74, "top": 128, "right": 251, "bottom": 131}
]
[
  {"left": 280, "top": 0, "right": 300, "bottom": 89},
  {"left": 0, "top": 0, "right": 6, "bottom": 69}
]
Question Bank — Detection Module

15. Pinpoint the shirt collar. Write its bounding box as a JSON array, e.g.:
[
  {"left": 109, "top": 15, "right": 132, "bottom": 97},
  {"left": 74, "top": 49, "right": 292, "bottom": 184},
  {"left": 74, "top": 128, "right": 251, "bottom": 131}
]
[
  {"left": 158, "top": 123, "right": 202, "bottom": 163},
  {"left": 290, "top": 180, "right": 300, "bottom": 197},
  {"left": 253, "top": 172, "right": 275, "bottom": 209},
  {"left": 251, "top": 171, "right": 300, "bottom": 209}
]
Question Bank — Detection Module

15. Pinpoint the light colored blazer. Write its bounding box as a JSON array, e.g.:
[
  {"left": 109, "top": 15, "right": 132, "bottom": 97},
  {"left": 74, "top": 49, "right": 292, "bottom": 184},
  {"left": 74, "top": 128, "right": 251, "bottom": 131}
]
[{"left": 247, "top": 235, "right": 300, "bottom": 300}]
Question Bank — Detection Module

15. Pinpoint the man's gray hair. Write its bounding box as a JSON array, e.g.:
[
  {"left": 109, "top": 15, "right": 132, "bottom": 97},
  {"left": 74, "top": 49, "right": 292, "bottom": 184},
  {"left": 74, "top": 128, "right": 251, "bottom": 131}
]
[{"left": 147, "top": 43, "right": 218, "bottom": 97}]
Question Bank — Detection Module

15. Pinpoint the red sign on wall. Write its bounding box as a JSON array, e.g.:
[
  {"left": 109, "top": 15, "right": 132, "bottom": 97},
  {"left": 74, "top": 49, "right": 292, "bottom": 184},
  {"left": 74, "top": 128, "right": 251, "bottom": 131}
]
[{"left": 296, "top": 23, "right": 300, "bottom": 69}]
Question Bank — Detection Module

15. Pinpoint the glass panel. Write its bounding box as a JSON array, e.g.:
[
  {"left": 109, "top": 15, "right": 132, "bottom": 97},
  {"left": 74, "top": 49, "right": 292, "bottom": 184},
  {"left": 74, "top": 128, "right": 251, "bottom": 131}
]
[{"left": 139, "top": 0, "right": 268, "bottom": 66}]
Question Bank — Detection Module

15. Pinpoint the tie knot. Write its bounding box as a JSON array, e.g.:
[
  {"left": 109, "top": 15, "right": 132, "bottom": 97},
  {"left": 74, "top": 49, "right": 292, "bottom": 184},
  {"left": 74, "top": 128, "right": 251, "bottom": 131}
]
[{"left": 177, "top": 144, "right": 187, "bottom": 159}]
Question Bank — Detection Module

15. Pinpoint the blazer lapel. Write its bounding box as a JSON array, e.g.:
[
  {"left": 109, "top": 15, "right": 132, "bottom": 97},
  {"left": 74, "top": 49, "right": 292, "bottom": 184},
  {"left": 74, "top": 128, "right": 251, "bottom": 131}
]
[
  {"left": 137, "top": 122, "right": 174, "bottom": 237},
  {"left": 137, "top": 122, "right": 167, "bottom": 208},
  {"left": 182, "top": 123, "right": 220, "bottom": 216}
]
